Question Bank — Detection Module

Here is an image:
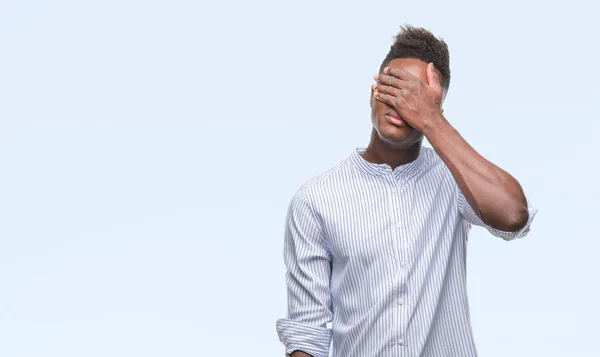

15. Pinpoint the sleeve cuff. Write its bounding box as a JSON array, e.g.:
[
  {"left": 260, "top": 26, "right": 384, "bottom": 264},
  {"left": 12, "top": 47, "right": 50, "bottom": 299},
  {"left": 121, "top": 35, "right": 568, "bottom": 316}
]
[
  {"left": 276, "top": 319, "right": 332, "bottom": 357},
  {"left": 486, "top": 202, "right": 538, "bottom": 241}
]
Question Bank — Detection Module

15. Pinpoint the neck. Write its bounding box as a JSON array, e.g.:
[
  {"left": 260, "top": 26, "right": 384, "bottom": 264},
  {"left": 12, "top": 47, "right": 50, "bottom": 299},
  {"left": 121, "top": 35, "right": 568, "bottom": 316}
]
[{"left": 362, "top": 129, "right": 423, "bottom": 170}]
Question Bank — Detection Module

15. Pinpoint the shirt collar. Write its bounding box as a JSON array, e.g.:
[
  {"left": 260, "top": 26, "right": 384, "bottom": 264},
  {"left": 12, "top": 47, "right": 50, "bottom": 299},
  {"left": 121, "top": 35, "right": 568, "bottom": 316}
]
[{"left": 349, "top": 146, "right": 427, "bottom": 181}]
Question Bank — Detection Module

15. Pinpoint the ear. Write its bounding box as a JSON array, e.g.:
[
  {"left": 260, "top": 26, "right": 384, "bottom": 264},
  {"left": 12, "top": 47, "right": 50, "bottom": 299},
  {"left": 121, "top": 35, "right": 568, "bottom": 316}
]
[{"left": 426, "top": 63, "right": 443, "bottom": 92}]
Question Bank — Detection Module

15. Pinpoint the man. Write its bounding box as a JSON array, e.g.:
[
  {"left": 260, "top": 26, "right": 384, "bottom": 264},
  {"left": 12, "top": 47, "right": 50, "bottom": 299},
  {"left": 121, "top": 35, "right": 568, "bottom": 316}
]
[{"left": 276, "top": 25, "right": 537, "bottom": 357}]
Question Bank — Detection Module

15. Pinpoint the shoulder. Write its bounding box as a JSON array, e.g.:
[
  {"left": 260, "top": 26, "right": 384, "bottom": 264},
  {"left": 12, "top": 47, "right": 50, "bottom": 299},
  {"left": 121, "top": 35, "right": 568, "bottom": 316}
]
[
  {"left": 415, "top": 146, "right": 458, "bottom": 191},
  {"left": 421, "top": 146, "right": 441, "bottom": 167},
  {"left": 421, "top": 146, "right": 451, "bottom": 175},
  {"left": 290, "top": 154, "right": 354, "bottom": 205},
  {"left": 299, "top": 156, "right": 352, "bottom": 193}
]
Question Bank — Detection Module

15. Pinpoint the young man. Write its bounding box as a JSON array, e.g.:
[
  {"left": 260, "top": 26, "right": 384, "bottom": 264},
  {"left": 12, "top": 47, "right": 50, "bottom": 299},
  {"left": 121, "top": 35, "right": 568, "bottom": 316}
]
[{"left": 276, "top": 25, "right": 537, "bottom": 357}]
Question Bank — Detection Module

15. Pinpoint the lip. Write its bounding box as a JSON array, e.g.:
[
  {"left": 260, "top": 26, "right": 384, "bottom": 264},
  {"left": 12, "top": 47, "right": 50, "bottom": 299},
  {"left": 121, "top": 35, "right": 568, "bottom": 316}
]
[{"left": 385, "top": 113, "right": 405, "bottom": 127}]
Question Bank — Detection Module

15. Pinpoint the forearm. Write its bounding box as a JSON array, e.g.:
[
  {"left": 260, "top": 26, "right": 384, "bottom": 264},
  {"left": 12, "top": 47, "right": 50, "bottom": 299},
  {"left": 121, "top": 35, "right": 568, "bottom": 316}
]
[{"left": 423, "top": 115, "right": 529, "bottom": 231}]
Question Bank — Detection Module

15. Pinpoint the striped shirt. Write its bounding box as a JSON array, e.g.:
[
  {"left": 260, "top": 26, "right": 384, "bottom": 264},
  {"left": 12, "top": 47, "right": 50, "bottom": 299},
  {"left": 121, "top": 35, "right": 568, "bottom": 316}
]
[{"left": 276, "top": 146, "right": 537, "bottom": 357}]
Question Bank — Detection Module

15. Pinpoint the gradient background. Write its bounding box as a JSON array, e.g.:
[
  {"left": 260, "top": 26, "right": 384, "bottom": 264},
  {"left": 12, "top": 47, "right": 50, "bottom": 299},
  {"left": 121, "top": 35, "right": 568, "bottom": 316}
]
[{"left": 1, "top": 1, "right": 598, "bottom": 356}]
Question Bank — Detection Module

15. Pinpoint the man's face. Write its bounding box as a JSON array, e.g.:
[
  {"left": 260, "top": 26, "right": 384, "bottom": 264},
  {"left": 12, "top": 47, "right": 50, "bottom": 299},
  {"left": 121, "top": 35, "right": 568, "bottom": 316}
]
[{"left": 370, "top": 58, "right": 439, "bottom": 147}]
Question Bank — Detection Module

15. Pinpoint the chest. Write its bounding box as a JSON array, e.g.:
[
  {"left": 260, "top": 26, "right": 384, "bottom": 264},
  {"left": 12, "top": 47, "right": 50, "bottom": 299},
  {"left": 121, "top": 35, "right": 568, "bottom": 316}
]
[{"left": 316, "top": 172, "right": 459, "bottom": 265}]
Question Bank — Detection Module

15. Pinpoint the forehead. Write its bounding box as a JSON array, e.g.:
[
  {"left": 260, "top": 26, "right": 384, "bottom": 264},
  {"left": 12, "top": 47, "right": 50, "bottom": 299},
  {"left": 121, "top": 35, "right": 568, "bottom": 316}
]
[{"left": 386, "top": 58, "right": 429, "bottom": 82}]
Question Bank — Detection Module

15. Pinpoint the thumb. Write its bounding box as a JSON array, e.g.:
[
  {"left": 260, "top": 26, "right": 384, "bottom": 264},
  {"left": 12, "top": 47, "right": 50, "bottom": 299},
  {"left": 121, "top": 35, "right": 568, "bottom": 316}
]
[{"left": 427, "top": 62, "right": 442, "bottom": 91}]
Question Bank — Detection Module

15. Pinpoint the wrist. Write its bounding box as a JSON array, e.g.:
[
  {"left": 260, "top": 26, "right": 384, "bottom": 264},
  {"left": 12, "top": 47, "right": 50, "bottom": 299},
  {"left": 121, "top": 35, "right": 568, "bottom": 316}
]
[{"left": 420, "top": 112, "right": 446, "bottom": 137}]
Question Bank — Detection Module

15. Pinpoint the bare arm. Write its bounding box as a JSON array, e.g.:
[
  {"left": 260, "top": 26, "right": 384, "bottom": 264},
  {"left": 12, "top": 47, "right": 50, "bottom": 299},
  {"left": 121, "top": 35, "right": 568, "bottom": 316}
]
[
  {"left": 422, "top": 116, "right": 529, "bottom": 231},
  {"left": 373, "top": 64, "right": 530, "bottom": 232}
]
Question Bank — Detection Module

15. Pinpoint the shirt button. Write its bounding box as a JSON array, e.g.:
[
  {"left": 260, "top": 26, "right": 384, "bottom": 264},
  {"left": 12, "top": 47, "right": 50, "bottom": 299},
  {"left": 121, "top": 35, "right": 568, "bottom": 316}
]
[
  {"left": 398, "top": 298, "right": 404, "bottom": 305},
  {"left": 398, "top": 338, "right": 405, "bottom": 345}
]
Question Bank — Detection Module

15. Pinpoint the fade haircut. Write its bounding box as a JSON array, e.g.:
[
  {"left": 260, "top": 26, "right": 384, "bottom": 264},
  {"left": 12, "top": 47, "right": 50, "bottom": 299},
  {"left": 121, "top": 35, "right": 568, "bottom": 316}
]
[{"left": 380, "top": 25, "right": 451, "bottom": 92}]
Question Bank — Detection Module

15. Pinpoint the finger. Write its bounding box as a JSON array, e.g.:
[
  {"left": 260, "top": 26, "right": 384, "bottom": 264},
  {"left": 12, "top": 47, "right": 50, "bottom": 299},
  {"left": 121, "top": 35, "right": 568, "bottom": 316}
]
[
  {"left": 372, "top": 83, "right": 402, "bottom": 97},
  {"left": 374, "top": 73, "right": 410, "bottom": 89},
  {"left": 373, "top": 91, "right": 399, "bottom": 107},
  {"left": 383, "top": 67, "right": 420, "bottom": 82},
  {"left": 426, "top": 62, "right": 442, "bottom": 91}
]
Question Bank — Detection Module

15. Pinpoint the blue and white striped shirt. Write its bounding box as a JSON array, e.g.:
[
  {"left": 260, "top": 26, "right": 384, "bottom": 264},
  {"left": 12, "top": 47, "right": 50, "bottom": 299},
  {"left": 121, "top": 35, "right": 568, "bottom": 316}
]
[{"left": 276, "top": 146, "right": 537, "bottom": 357}]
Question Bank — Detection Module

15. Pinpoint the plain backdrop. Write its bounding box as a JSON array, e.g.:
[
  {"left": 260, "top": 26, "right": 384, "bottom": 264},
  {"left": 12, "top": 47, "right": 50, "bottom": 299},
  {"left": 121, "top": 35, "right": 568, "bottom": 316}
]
[{"left": 1, "top": 1, "right": 599, "bottom": 356}]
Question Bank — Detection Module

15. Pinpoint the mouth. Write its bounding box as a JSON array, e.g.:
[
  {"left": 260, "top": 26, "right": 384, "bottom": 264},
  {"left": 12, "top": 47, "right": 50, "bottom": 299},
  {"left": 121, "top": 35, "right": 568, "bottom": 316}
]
[{"left": 385, "top": 111, "right": 405, "bottom": 127}]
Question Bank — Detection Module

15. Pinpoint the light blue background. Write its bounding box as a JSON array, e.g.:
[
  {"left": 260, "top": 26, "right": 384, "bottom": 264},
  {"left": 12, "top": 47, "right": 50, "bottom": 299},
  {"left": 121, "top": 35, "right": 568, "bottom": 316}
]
[{"left": 1, "top": 1, "right": 598, "bottom": 356}]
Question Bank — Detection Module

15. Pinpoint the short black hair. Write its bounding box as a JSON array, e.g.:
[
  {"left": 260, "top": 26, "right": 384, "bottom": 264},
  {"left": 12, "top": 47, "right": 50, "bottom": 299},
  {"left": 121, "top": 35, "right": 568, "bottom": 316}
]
[{"left": 380, "top": 25, "right": 451, "bottom": 91}]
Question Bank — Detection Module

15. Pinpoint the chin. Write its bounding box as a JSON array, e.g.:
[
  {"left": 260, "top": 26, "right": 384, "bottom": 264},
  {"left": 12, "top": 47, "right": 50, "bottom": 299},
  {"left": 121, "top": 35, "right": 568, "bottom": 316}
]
[
  {"left": 377, "top": 130, "right": 412, "bottom": 146},
  {"left": 375, "top": 117, "right": 417, "bottom": 145}
]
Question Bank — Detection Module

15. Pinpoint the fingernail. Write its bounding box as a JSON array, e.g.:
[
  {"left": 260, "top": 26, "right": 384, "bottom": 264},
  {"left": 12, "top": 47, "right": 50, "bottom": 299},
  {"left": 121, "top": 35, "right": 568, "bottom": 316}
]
[
  {"left": 374, "top": 74, "right": 379, "bottom": 80},
  {"left": 374, "top": 91, "right": 379, "bottom": 97},
  {"left": 384, "top": 67, "right": 389, "bottom": 73},
  {"left": 372, "top": 84, "right": 377, "bottom": 90}
]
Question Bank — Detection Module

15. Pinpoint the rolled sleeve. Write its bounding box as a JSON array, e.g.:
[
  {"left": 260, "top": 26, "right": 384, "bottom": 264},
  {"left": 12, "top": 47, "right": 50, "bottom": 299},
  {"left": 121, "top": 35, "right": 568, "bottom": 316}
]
[
  {"left": 276, "top": 319, "right": 333, "bottom": 357},
  {"left": 458, "top": 188, "right": 538, "bottom": 241},
  {"left": 276, "top": 189, "right": 333, "bottom": 357}
]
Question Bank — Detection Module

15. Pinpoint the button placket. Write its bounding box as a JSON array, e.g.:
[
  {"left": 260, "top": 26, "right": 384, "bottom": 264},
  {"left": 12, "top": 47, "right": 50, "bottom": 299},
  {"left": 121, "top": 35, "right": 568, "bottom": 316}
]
[{"left": 388, "top": 175, "right": 408, "bottom": 353}]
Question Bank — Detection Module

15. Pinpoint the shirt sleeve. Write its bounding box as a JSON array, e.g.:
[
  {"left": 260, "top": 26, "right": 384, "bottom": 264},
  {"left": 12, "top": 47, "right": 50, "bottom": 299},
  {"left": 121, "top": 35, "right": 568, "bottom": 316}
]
[
  {"left": 276, "top": 189, "right": 333, "bottom": 357},
  {"left": 458, "top": 187, "right": 538, "bottom": 241}
]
